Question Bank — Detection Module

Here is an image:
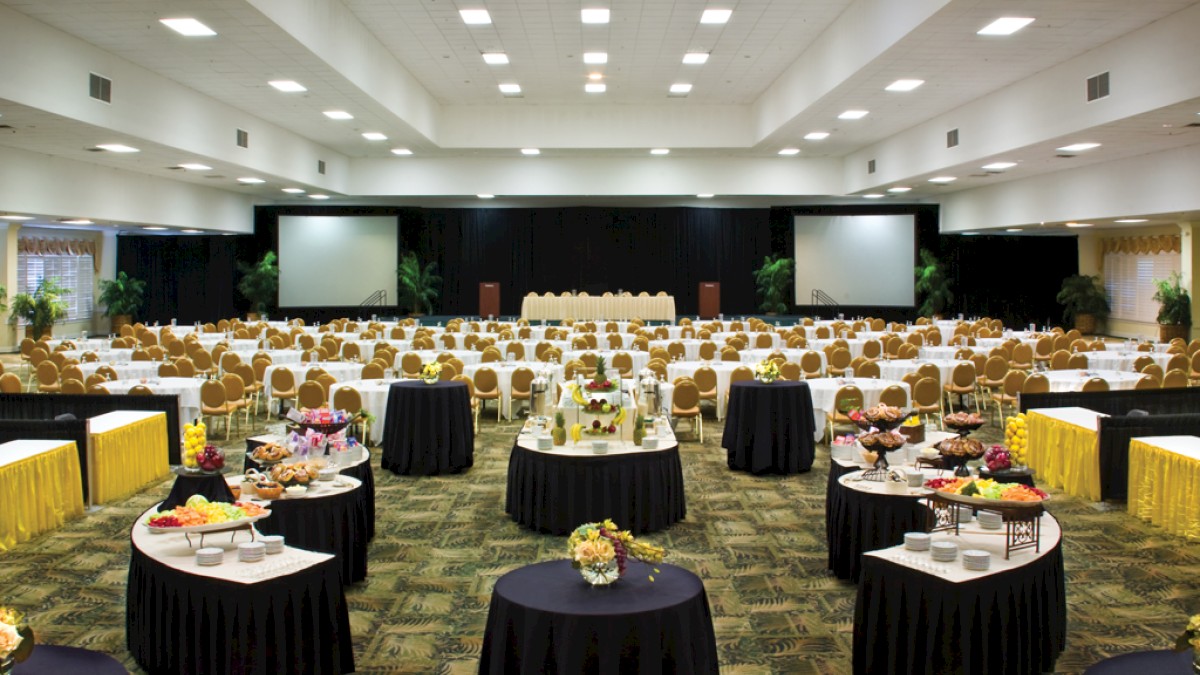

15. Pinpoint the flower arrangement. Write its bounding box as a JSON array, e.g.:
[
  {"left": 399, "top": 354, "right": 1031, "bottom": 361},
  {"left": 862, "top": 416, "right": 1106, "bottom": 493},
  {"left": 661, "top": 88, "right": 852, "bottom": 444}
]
[
  {"left": 0, "top": 606, "right": 32, "bottom": 665},
  {"left": 1176, "top": 613, "right": 1200, "bottom": 653},
  {"left": 568, "top": 519, "right": 666, "bottom": 585},
  {"left": 755, "top": 359, "right": 780, "bottom": 383},
  {"left": 420, "top": 361, "right": 442, "bottom": 383}
]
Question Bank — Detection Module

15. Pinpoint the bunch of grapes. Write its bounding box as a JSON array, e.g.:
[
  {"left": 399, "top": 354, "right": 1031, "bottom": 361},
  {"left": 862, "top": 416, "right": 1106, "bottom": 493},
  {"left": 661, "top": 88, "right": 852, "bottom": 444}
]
[{"left": 599, "top": 528, "right": 628, "bottom": 575}]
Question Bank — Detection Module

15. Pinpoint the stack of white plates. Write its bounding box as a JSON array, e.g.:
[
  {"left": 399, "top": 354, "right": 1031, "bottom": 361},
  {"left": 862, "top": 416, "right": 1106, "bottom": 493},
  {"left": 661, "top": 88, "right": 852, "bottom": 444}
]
[
  {"left": 195, "top": 547, "right": 224, "bottom": 566},
  {"left": 931, "top": 541, "right": 958, "bottom": 562},
  {"left": 955, "top": 505, "right": 974, "bottom": 523},
  {"left": 962, "top": 549, "right": 991, "bottom": 571},
  {"left": 238, "top": 542, "right": 266, "bottom": 563},
  {"left": 977, "top": 511, "right": 1003, "bottom": 530},
  {"left": 903, "top": 532, "right": 931, "bottom": 551},
  {"left": 260, "top": 535, "right": 285, "bottom": 555}
]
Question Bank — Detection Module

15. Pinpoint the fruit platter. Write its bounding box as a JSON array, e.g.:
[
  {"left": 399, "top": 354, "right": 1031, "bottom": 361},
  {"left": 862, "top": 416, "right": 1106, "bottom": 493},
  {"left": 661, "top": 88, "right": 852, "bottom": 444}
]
[
  {"left": 924, "top": 477, "right": 1049, "bottom": 507},
  {"left": 579, "top": 356, "right": 619, "bottom": 393},
  {"left": 144, "top": 495, "right": 271, "bottom": 533}
]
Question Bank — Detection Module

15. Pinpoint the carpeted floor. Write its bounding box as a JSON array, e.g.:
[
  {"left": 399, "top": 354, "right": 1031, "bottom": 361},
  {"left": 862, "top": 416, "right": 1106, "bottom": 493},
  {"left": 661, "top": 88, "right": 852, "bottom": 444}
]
[{"left": 1, "top": 363, "right": 1198, "bottom": 673}]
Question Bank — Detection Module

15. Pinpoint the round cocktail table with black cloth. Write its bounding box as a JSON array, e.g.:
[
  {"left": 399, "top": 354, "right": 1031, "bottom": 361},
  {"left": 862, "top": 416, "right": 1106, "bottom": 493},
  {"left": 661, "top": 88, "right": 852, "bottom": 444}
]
[
  {"left": 1083, "top": 649, "right": 1193, "bottom": 674},
  {"left": 253, "top": 483, "right": 370, "bottom": 583},
  {"left": 244, "top": 441, "right": 376, "bottom": 541},
  {"left": 13, "top": 645, "right": 128, "bottom": 674},
  {"left": 126, "top": 540, "right": 355, "bottom": 674},
  {"left": 479, "top": 560, "right": 719, "bottom": 674},
  {"left": 826, "top": 474, "right": 928, "bottom": 582},
  {"left": 505, "top": 441, "right": 686, "bottom": 535},
  {"left": 160, "top": 470, "right": 235, "bottom": 510},
  {"left": 380, "top": 380, "right": 474, "bottom": 476},
  {"left": 977, "top": 466, "right": 1037, "bottom": 487},
  {"left": 852, "top": 522, "right": 1067, "bottom": 675},
  {"left": 722, "top": 380, "right": 816, "bottom": 474}
]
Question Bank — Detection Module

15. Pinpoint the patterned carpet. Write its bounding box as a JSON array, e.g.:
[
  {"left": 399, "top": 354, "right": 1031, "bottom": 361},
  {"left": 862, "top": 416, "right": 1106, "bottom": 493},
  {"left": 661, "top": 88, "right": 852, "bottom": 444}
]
[{"left": 2, "top": 378, "right": 1199, "bottom": 674}]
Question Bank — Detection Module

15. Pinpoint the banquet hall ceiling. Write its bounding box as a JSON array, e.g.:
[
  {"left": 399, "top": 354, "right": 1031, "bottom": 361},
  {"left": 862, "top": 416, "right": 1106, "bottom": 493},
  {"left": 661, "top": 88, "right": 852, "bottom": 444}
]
[{"left": 0, "top": 0, "right": 1199, "bottom": 228}]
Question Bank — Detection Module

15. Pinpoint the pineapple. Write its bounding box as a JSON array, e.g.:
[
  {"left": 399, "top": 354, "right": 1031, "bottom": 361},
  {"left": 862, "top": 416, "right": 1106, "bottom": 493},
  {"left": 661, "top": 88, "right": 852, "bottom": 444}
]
[
  {"left": 552, "top": 412, "right": 567, "bottom": 446},
  {"left": 593, "top": 356, "right": 608, "bottom": 386},
  {"left": 632, "top": 414, "right": 646, "bottom": 446}
]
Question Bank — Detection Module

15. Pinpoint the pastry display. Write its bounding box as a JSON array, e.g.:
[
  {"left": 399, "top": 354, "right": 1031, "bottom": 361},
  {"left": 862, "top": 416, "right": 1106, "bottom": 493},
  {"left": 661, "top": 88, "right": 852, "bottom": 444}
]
[
  {"left": 268, "top": 461, "right": 322, "bottom": 486},
  {"left": 858, "top": 430, "right": 906, "bottom": 450},
  {"left": 253, "top": 480, "right": 284, "bottom": 500},
  {"left": 937, "top": 437, "right": 986, "bottom": 458},
  {"left": 862, "top": 404, "right": 906, "bottom": 425},
  {"left": 251, "top": 442, "right": 292, "bottom": 463}
]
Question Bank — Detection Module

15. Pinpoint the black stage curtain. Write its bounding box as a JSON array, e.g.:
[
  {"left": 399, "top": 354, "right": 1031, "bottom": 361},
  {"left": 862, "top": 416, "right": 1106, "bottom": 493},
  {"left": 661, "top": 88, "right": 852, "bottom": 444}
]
[{"left": 117, "top": 234, "right": 257, "bottom": 324}]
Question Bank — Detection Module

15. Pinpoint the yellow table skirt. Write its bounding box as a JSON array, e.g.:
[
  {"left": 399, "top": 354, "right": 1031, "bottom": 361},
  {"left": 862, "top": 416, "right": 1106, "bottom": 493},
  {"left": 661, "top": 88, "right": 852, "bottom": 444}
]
[
  {"left": 0, "top": 441, "right": 84, "bottom": 552},
  {"left": 92, "top": 413, "right": 170, "bottom": 504},
  {"left": 1128, "top": 439, "right": 1200, "bottom": 541},
  {"left": 1027, "top": 410, "right": 1101, "bottom": 501}
]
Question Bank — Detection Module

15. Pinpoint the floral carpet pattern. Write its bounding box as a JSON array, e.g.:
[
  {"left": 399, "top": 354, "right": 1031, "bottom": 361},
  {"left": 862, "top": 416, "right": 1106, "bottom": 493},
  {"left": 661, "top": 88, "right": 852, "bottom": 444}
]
[{"left": 1, "top": 378, "right": 1198, "bottom": 673}]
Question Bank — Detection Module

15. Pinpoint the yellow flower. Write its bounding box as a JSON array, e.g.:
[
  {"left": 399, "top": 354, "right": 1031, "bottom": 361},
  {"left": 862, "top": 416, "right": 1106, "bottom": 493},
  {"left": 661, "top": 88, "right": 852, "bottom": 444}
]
[
  {"left": 573, "top": 539, "right": 614, "bottom": 566},
  {"left": 0, "top": 622, "right": 21, "bottom": 659}
]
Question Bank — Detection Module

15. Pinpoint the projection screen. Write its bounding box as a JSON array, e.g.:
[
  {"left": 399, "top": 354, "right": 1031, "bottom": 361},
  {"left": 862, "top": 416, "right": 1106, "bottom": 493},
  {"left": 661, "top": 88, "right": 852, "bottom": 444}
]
[
  {"left": 793, "top": 214, "right": 915, "bottom": 306},
  {"left": 278, "top": 216, "right": 398, "bottom": 307}
]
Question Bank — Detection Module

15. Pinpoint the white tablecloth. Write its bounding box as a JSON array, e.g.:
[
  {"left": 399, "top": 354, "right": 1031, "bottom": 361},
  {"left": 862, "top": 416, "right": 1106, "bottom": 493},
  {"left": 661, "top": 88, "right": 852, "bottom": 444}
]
[
  {"left": 877, "top": 359, "right": 968, "bottom": 388},
  {"left": 807, "top": 377, "right": 910, "bottom": 442},
  {"left": 390, "top": 350, "right": 483, "bottom": 371},
  {"left": 561, "top": 350, "right": 650, "bottom": 375},
  {"left": 60, "top": 349, "right": 134, "bottom": 362},
  {"left": 809, "top": 339, "right": 869, "bottom": 359},
  {"left": 1081, "top": 351, "right": 1175, "bottom": 372},
  {"left": 228, "top": 349, "right": 302, "bottom": 366},
  {"left": 665, "top": 361, "right": 755, "bottom": 419},
  {"left": 919, "top": 346, "right": 962, "bottom": 360},
  {"left": 79, "top": 361, "right": 160, "bottom": 381},
  {"left": 521, "top": 295, "right": 675, "bottom": 322},
  {"left": 1042, "top": 370, "right": 1144, "bottom": 392},
  {"left": 104, "top": 377, "right": 203, "bottom": 430},
  {"left": 325, "top": 379, "right": 397, "bottom": 445},
  {"left": 739, "top": 348, "right": 828, "bottom": 372},
  {"left": 262, "top": 362, "right": 366, "bottom": 397}
]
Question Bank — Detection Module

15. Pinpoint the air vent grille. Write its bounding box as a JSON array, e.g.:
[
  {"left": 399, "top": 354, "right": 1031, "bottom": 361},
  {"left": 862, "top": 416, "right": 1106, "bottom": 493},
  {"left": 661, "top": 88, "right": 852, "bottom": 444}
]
[
  {"left": 236, "top": 128, "right": 249, "bottom": 148},
  {"left": 317, "top": 160, "right": 326, "bottom": 175},
  {"left": 1087, "top": 72, "right": 1110, "bottom": 102},
  {"left": 89, "top": 73, "right": 112, "bottom": 103},
  {"left": 947, "top": 128, "right": 959, "bottom": 148},
  {"left": 867, "top": 159, "right": 876, "bottom": 175}
]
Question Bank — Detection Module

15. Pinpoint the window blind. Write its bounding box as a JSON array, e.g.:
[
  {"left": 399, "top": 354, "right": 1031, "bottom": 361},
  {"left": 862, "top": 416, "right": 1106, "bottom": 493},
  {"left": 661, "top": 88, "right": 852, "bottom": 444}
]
[
  {"left": 1103, "top": 250, "right": 1179, "bottom": 324},
  {"left": 16, "top": 253, "right": 95, "bottom": 323}
]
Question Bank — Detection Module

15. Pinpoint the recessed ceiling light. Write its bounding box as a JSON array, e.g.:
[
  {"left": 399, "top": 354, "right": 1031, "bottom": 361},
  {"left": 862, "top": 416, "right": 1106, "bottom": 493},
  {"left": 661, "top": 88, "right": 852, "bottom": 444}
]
[
  {"left": 583, "top": 52, "right": 608, "bottom": 64},
  {"left": 778, "top": 148, "right": 800, "bottom": 156},
  {"left": 61, "top": 219, "right": 93, "bottom": 225},
  {"left": 697, "top": 194, "right": 715, "bottom": 198},
  {"left": 477, "top": 194, "right": 495, "bottom": 199},
  {"left": 650, "top": 148, "right": 670, "bottom": 155},
  {"left": 237, "top": 177, "right": 265, "bottom": 184},
  {"left": 1115, "top": 219, "right": 1148, "bottom": 223},
  {"left": 838, "top": 110, "right": 869, "bottom": 120},
  {"left": 1005, "top": 228, "right": 1023, "bottom": 232},
  {"left": 885, "top": 79, "right": 924, "bottom": 92},
  {"left": 928, "top": 176, "right": 957, "bottom": 184},
  {"left": 499, "top": 83, "right": 522, "bottom": 95},
  {"left": 159, "top": 18, "right": 216, "bottom": 36},
  {"left": 323, "top": 110, "right": 354, "bottom": 120},
  {"left": 585, "top": 83, "right": 607, "bottom": 93},
  {"left": 361, "top": 132, "right": 388, "bottom": 141},
  {"left": 961, "top": 232, "right": 979, "bottom": 236},
  {"left": 0, "top": 215, "right": 33, "bottom": 220},
  {"left": 683, "top": 52, "right": 710, "bottom": 65},
  {"left": 177, "top": 163, "right": 212, "bottom": 171},
  {"left": 96, "top": 144, "right": 139, "bottom": 153},
  {"left": 982, "top": 161, "right": 1017, "bottom": 171},
  {"left": 482, "top": 52, "right": 509, "bottom": 65},
  {"left": 700, "top": 9, "right": 732, "bottom": 24},
  {"left": 588, "top": 73, "right": 604, "bottom": 81},
  {"left": 308, "top": 194, "right": 331, "bottom": 200},
  {"left": 804, "top": 132, "right": 830, "bottom": 140},
  {"left": 669, "top": 83, "right": 693, "bottom": 95},
  {"left": 1057, "top": 142, "right": 1101, "bottom": 153},
  {"left": 143, "top": 226, "right": 168, "bottom": 231},
  {"left": 268, "top": 80, "right": 306, "bottom": 92},
  {"left": 581, "top": 8, "right": 610, "bottom": 24},
  {"left": 281, "top": 188, "right": 305, "bottom": 194},
  {"left": 181, "top": 229, "right": 203, "bottom": 234},
  {"left": 391, "top": 148, "right": 413, "bottom": 156},
  {"left": 862, "top": 194, "right": 885, "bottom": 199},
  {"left": 521, "top": 148, "right": 540, "bottom": 155},
  {"left": 1065, "top": 222, "right": 1093, "bottom": 228},
  {"left": 977, "top": 17, "right": 1035, "bottom": 36},
  {"left": 459, "top": 9, "right": 492, "bottom": 25},
  {"left": 888, "top": 186, "right": 912, "bottom": 193}
]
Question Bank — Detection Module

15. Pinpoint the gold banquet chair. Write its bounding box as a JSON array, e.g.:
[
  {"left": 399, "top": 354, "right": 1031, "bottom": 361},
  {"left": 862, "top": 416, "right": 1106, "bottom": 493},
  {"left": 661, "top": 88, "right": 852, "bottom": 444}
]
[{"left": 671, "top": 379, "right": 703, "bottom": 442}]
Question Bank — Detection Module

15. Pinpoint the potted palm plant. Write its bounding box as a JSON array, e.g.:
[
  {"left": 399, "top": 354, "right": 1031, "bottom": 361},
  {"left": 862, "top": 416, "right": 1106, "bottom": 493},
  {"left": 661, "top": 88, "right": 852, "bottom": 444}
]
[
  {"left": 97, "top": 271, "right": 147, "bottom": 334},
  {"left": 1152, "top": 272, "right": 1191, "bottom": 342},
  {"left": 1055, "top": 274, "right": 1110, "bottom": 335},
  {"left": 914, "top": 249, "right": 954, "bottom": 318},
  {"left": 9, "top": 278, "right": 68, "bottom": 339},
  {"left": 396, "top": 252, "right": 441, "bottom": 315},
  {"left": 237, "top": 251, "right": 279, "bottom": 320},
  {"left": 754, "top": 255, "right": 793, "bottom": 315}
]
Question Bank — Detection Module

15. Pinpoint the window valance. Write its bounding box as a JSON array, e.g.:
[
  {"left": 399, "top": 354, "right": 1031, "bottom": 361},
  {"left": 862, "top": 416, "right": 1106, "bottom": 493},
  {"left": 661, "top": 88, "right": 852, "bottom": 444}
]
[
  {"left": 18, "top": 237, "right": 98, "bottom": 271},
  {"left": 1100, "top": 234, "right": 1180, "bottom": 256}
]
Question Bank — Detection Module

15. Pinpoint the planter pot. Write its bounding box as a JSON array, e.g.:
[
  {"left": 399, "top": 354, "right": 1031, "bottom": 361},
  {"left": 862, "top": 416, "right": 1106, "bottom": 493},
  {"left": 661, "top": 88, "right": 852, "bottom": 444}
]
[
  {"left": 246, "top": 312, "right": 261, "bottom": 321},
  {"left": 1074, "top": 313, "right": 1097, "bottom": 335},
  {"left": 110, "top": 314, "right": 132, "bottom": 335},
  {"left": 1159, "top": 324, "right": 1190, "bottom": 343},
  {"left": 23, "top": 325, "right": 51, "bottom": 340}
]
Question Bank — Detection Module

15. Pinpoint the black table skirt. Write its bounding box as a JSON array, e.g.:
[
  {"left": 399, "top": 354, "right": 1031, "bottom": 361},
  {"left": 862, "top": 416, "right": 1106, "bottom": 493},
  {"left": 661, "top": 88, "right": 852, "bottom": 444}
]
[
  {"left": 252, "top": 485, "right": 370, "bottom": 583},
  {"left": 126, "top": 533, "right": 355, "bottom": 674},
  {"left": 825, "top": 459, "right": 862, "bottom": 568},
  {"left": 14, "top": 645, "right": 128, "bottom": 674},
  {"left": 826, "top": 472, "right": 928, "bottom": 582},
  {"left": 852, "top": 523, "right": 1067, "bottom": 675},
  {"left": 244, "top": 441, "right": 376, "bottom": 541},
  {"left": 722, "top": 380, "right": 816, "bottom": 475},
  {"left": 505, "top": 442, "right": 686, "bottom": 535},
  {"left": 161, "top": 472, "right": 235, "bottom": 510},
  {"left": 1083, "top": 649, "right": 1193, "bottom": 674},
  {"left": 479, "top": 560, "right": 719, "bottom": 674},
  {"left": 380, "top": 380, "right": 474, "bottom": 476}
]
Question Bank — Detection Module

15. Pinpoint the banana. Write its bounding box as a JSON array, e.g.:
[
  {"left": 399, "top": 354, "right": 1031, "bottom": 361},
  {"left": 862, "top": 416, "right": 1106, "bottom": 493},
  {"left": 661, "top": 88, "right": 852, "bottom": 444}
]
[
  {"left": 570, "top": 423, "right": 583, "bottom": 444},
  {"left": 612, "top": 406, "right": 626, "bottom": 426},
  {"left": 570, "top": 384, "right": 587, "bottom": 406}
]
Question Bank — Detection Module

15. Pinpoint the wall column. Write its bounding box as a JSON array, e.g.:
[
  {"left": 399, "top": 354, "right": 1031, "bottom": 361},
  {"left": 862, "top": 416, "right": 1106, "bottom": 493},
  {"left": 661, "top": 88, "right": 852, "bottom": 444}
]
[{"left": 1180, "top": 222, "right": 1198, "bottom": 340}]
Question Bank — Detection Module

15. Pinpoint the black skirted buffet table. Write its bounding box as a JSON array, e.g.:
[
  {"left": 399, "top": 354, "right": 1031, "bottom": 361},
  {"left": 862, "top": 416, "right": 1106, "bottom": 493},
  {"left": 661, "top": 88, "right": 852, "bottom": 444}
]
[
  {"left": 479, "top": 560, "right": 719, "bottom": 674},
  {"left": 827, "top": 468, "right": 930, "bottom": 582},
  {"left": 126, "top": 506, "right": 355, "bottom": 674},
  {"left": 505, "top": 427, "right": 685, "bottom": 535},
  {"left": 380, "top": 380, "right": 474, "bottom": 476},
  {"left": 721, "top": 380, "right": 816, "bottom": 474}
]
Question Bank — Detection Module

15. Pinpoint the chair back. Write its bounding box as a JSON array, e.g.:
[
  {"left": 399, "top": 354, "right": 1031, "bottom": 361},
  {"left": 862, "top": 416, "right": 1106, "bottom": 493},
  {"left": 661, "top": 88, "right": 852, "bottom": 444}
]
[
  {"left": 611, "top": 352, "right": 633, "bottom": 375},
  {"left": 0, "top": 373, "right": 22, "bottom": 393},
  {"left": 878, "top": 384, "right": 907, "bottom": 407},
  {"left": 861, "top": 340, "right": 882, "bottom": 360},
  {"left": 829, "top": 348, "right": 852, "bottom": 370},
  {"left": 693, "top": 366, "right": 718, "bottom": 393},
  {"left": 1001, "top": 370, "right": 1027, "bottom": 397},
  {"left": 1049, "top": 350, "right": 1071, "bottom": 370},
  {"left": 832, "top": 385, "right": 864, "bottom": 412},
  {"left": 1162, "top": 369, "right": 1189, "bottom": 389},
  {"left": 172, "top": 357, "right": 195, "bottom": 378},
  {"left": 1066, "top": 353, "right": 1088, "bottom": 370},
  {"left": 222, "top": 373, "right": 246, "bottom": 400},
  {"left": 332, "top": 385, "right": 363, "bottom": 412},
  {"left": 158, "top": 362, "right": 180, "bottom": 377},
  {"left": 1022, "top": 373, "right": 1050, "bottom": 394},
  {"left": 297, "top": 380, "right": 326, "bottom": 409},
  {"left": 200, "top": 380, "right": 227, "bottom": 407},
  {"left": 730, "top": 366, "right": 754, "bottom": 383},
  {"left": 481, "top": 347, "right": 502, "bottom": 363},
  {"left": 473, "top": 367, "right": 499, "bottom": 394},
  {"left": 950, "top": 362, "right": 976, "bottom": 388},
  {"left": 673, "top": 380, "right": 700, "bottom": 410},
  {"left": 506, "top": 342, "right": 526, "bottom": 360},
  {"left": 856, "top": 360, "right": 881, "bottom": 379},
  {"left": 270, "top": 367, "right": 296, "bottom": 393},
  {"left": 779, "top": 362, "right": 801, "bottom": 381},
  {"left": 439, "top": 362, "right": 458, "bottom": 381},
  {"left": 1081, "top": 377, "right": 1109, "bottom": 393},
  {"left": 896, "top": 343, "right": 919, "bottom": 360},
  {"left": 361, "top": 362, "right": 386, "bottom": 379},
  {"left": 984, "top": 356, "right": 1009, "bottom": 382},
  {"left": 1134, "top": 374, "right": 1159, "bottom": 390},
  {"left": 799, "top": 351, "right": 822, "bottom": 376},
  {"left": 511, "top": 367, "right": 535, "bottom": 394},
  {"left": 1165, "top": 354, "right": 1189, "bottom": 373}
]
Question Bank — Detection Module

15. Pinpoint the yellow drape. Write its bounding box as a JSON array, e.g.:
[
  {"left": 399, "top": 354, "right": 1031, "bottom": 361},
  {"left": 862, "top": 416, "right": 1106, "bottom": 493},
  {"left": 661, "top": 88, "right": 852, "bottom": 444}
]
[
  {"left": 1027, "top": 411, "right": 1101, "bottom": 501},
  {"left": 91, "top": 414, "right": 170, "bottom": 504},
  {"left": 1128, "top": 439, "right": 1200, "bottom": 541},
  {"left": 0, "top": 442, "right": 84, "bottom": 552}
]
